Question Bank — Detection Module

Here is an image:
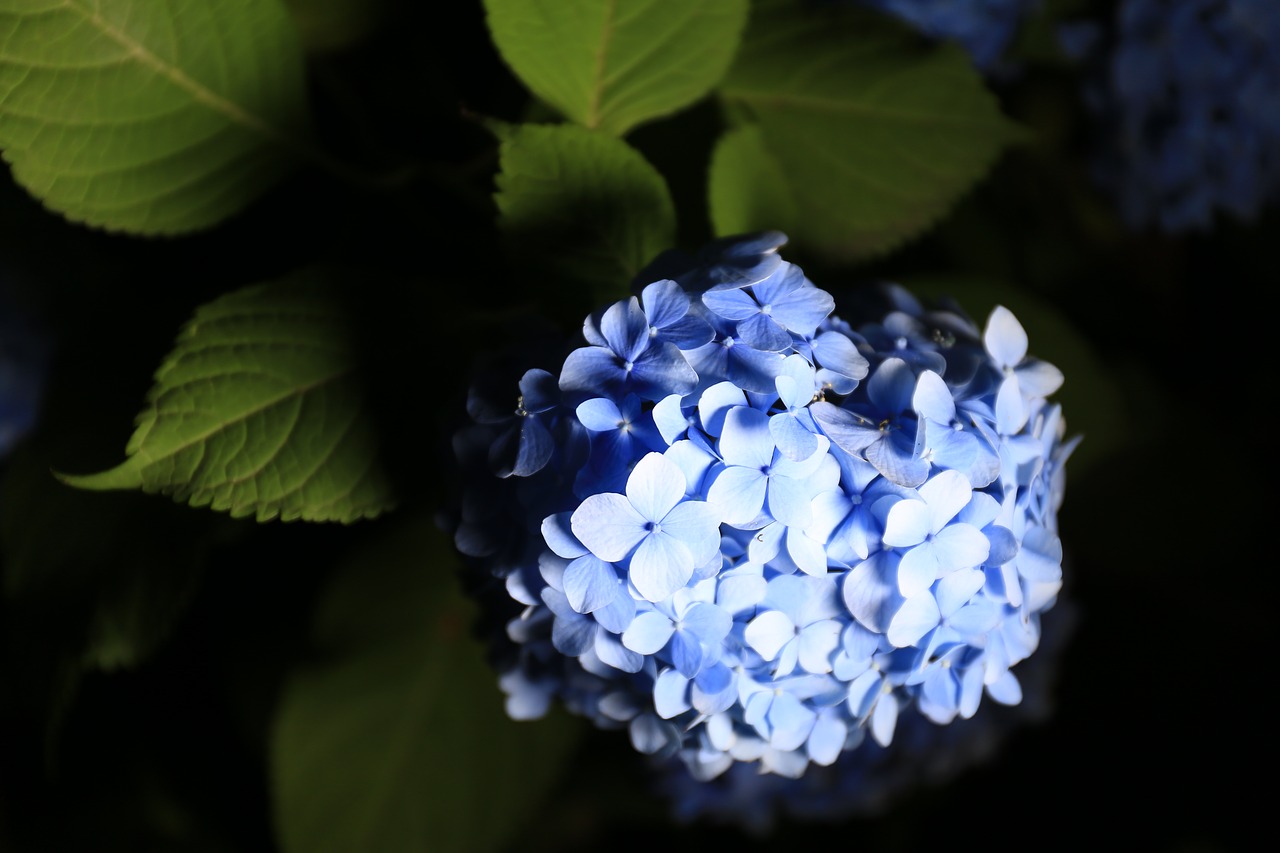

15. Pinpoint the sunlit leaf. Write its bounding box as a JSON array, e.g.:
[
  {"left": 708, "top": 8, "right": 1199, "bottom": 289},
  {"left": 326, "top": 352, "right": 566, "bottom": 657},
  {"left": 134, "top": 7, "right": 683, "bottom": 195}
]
[
  {"left": 0, "top": 0, "right": 311, "bottom": 234},
  {"left": 484, "top": 0, "right": 748, "bottom": 136},
  {"left": 271, "top": 515, "right": 581, "bottom": 853},
  {"left": 715, "top": 0, "right": 1023, "bottom": 260},
  {"left": 58, "top": 273, "right": 395, "bottom": 523},
  {"left": 495, "top": 123, "right": 675, "bottom": 300}
]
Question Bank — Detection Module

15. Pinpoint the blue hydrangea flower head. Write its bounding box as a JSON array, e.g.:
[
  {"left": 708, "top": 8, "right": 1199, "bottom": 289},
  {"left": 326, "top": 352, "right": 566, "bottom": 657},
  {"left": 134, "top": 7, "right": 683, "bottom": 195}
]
[
  {"left": 851, "top": 0, "right": 1043, "bottom": 71},
  {"left": 1061, "top": 0, "right": 1280, "bottom": 231},
  {"left": 451, "top": 234, "right": 1076, "bottom": 788}
]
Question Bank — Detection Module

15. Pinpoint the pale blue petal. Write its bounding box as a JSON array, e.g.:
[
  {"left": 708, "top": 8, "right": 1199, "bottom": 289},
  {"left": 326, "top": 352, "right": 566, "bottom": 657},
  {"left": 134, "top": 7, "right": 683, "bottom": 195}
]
[
  {"left": 770, "top": 412, "right": 819, "bottom": 462},
  {"left": 887, "top": 594, "right": 940, "bottom": 647},
  {"left": 630, "top": 713, "right": 679, "bottom": 755},
  {"left": 736, "top": 313, "right": 793, "bottom": 352},
  {"left": 987, "top": 670, "right": 1023, "bottom": 705},
  {"left": 797, "top": 620, "right": 841, "bottom": 673},
  {"left": 767, "top": 692, "right": 817, "bottom": 752},
  {"left": 659, "top": 499, "right": 721, "bottom": 566},
  {"left": 692, "top": 663, "right": 737, "bottom": 715},
  {"left": 933, "top": 524, "right": 991, "bottom": 572},
  {"left": 984, "top": 305, "right": 1027, "bottom": 368},
  {"left": 595, "top": 631, "right": 644, "bottom": 673},
  {"left": 702, "top": 286, "right": 761, "bottom": 321},
  {"left": 559, "top": 346, "right": 621, "bottom": 397},
  {"left": 867, "top": 430, "right": 929, "bottom": 488},
  {"left": 629, "top": 532, "right": 694, "bottom": 602},
  {"left": 995, "top": 374, "right": 1028, "bottom": 434},
  {"left": 1017, "top": 358, "right": 1064, "bottom": 397},
  {"left": 868, "top": 357, "right": 916, "bottom": 415},
  {"left": 959, "top": 662, "right": 984, "bottom": 718},
  {"left": 745, "top": 610, "right": 796, "bottom": 661},
  {"left": 626, "top": 452, "right": 685, "bottom": 521},
  {"left": 748, "top": 521, "right": 784, "bottom": 565},
  {"left": 1017, "top": 526, "right": 1064, "bottom": 583},
  {"left": 670, "top": 630, "right": 706, "bottom": 677},
  {"left": 664, "top": 439, "right": 715, "bottom": 497},
  {"left": 883, "top": 497, "right": 931, "bottom": 547},
  {"left": 622, "top": 610, "right": 675, "bottom": 654},
  {"left": 765, "top": 475, "right": 815, "bottom": 529},
  {"left": 811, "top": 402, "right": 879, "bottom": 453},
  {"left": 918, "top": 470, "right": 973, "bottom": 531},
  {"left": 631, "top": 341, "right": 698, "bottom": 398},
  {"left": 707, "top": 466, "right": 768, "bottom": 525},
  {"left": 654, "top": 668, "right": 692, "bottom": 718},
  {"left": 936, "top": 568, "right": 985, "bottom": 617},
  {"left": 640, "top": 279, "right": 689, "bottom": 329},
  {"left": 769, "top": 283, "right": 835, "bottom": 335},
  {"left": 564, "top": 555, "right": 621, "bottom": 613},
  {"left": 843, "top": 551, "right": 903, "bottom": 632},
  {"left": 718, "top": 406, "right": 776, "bottom": 468},
  {"left": 681, "top": 602, "right": 732, "bottom": 645},
  {"left": 807, "top": 712, "right": 847, "bottom": 766},
  {"left": 653, "top": 394, "right": 693, "bottom": 444},
  {"left": 571, "top": 493, "right": 646, "bottom": 561},
  {"left": 592, "top": 586, "right": 636, "bottom": 633},
  {"left": 912, "top": 370, "right": 955, "bottom": 423},
  {"left": 948, "top": 597, "right": 1002, "bottom": 636},
  {"left": 870, "top": 691, "right": 898, "bottom": 747},
  {"left": 897, "top": 544, "right": 939, "bottom": 598},
  {"left": 787, "top": 528, "right": 829, "bottom": 577},
  {"left": 697, "top": 381, "right": 748, "bottom": 436},
  {"left": 541, "top": 512, "right": 585, "bottom": 559},
  {"left": 575, "top": 397, "right": 623, "bottom": 432},
  {"left": 717, "top": 573, "right": 767, "bottom": 615}
]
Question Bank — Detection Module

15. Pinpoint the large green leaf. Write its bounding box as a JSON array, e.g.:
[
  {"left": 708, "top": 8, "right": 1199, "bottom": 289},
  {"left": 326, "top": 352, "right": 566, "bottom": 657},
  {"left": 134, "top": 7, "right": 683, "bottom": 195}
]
[
  {"left": 714, "top": 0, "right": 1023, "bottom": 260},
  {"left": 495, "top": 123, "right": 675, "bottom": 301},
  {"left": 59, "top": 274, "right": 395, "bottom": 523},
  {"left": 484, "top": 0, "right": 748, "bottom": 136},
  {"left": 271, "top": 515, "right": 581, "bottom": 853},
  {"left": 0, "top": 0, "right": 310, "bottom": 235}
]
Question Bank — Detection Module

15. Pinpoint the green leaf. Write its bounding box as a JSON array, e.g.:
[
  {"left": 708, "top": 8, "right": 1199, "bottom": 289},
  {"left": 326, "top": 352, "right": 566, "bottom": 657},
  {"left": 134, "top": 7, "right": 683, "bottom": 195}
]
[
  {"left": 708, "top": 124, "right": 798, "bottom": 238},
  {"left": 483, "top": 0, "right": 748, "bottom": 136},
  {"left": 0, "top": 0, "right": 311, "bottom": 235},
  {"left": 495, "top": 123, "right": 676, "bottom": 301},
  {"left": 715, "top": 0, "right": 1023, "bottom": 260},
  {"left": 58, "top": 273, "right": 396, "bottom": 524},
  {"left": 271, "top": 515, "right": 581, "bottom": 853}
]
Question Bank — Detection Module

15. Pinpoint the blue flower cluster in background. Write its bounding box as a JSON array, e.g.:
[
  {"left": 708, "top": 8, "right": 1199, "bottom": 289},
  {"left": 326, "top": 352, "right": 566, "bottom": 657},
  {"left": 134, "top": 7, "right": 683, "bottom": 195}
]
[
  {"left": 0, "top": 282, "right": 47, "bottom": 460},
  {"left": 854, "top": 0, "right": 1041, "bottom": 71},
  {"left": 1061, "top": 0, "right": 1280, "bottom": 232},
  {"left": 452, "top": 233, "right": 1076, "bottom": 783}
]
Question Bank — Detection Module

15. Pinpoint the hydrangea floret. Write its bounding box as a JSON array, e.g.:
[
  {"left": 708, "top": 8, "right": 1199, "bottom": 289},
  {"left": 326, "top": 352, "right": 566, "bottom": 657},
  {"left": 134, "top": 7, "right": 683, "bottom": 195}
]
[
  {"left": 451, "top": 232, "right": 1076, "bottom": 781},
  {"left": 852, "top": 0, "right": 1043, "bottom": 71}
]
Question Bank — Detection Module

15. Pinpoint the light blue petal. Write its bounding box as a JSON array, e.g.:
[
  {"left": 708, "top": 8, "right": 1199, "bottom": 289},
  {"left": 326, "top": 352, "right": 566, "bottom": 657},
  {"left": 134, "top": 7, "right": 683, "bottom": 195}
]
[
  {"left": 559, "top": 345, "right": 621, "bottom": 397},
  {"left": 654, "top": 669, "right": 692, "bottom": 718},
  {"left": 807, "top": 711, "right": 847, "bottom": 766},
  {"left": 797, "top": 620, "right": 841, "bottom": 673},
  {"left": 659, "top": 499, "right": 721, "bottom": 566},
  {"left": 592, "top": 586, "right": 636, "bottom": 634},
  {"left": 1017, "top": 358, "right": 1064, "bottom": 397},
  {"left": 601, "top": 297, "right": 650, "bottom": 361},
  {"left": 986, "top": 670, "right": 1023, "bottom": 705},
  {"left": 811, "top": 401, "right": 878, "bottom": 453},
  {"left": 868, "top": 357, "right": 916, "bottom": 415},
  {"left": 707, "top": 466, "right": 768, "bottom": 526},
  {"left": 882, "top": 498, "right": 931, "bottom": 547},
  {"left": 770, "top": 412, "right": 819, "bottom": 462},
  {"left": 887, "top": 594, "right": 940, "bottom": 647},
  {"left": 995, "top": 374, "right": 1027, "bottom": 434},
  {"left": 575, "top": 397, "right": 623, "bottom": 432},
  {"left": 692, "top": 663, "right": 737, "bottom": 715},
  {"left": 936, "top": 568, "right": 986, "bottom": 617},
  {"left": 867, "top": 430, "right": 929, "bottom": 488},
  {"left": 1017, "top": 525, "right": 1064, "bottom": 583},
  {"left": 622, "top": 610, "right": 675, "bottom": 654},
  {"left": 767, "top": 692, "right": 817, "bottom": 752},
  {"left": 631, "top": 340, "right": 698, "bottom": 398},
  {"left": 787, "top": 528, "right": 828, "bottom": 577},
  {"left": 933, "top": 524, "right": 991, "bottom": 573},
  {"left": 670, "top": 630, "right": 706, "bottom": 677},
  {"left": 640, "top": 279, "right": 689, "bottom": 329},
  {"left": 717, "top": 573, "right": 767, "bottom": 615},
  {"left": 984, "top": 305, "right": 1027, "bottom": 368},
  {"left": 626, "top": 452, "right": 685, "bottom": 521},
  {"left": 769, "top": 282, "right": 835, "bottom": 335},
  {"left": 897, "top": 544, "right": 939, "bottom": 598},
  {"left": 765, "top": 475, "right": 815, "bottom": 529},
  {"left": 748, "top": 521, "right": 784, "bottom": 565},
  {"left": 541, "top": 512, "right": 585, "bottom": 559},
  {"left": 595, "top": 631, "right": 644, "bottom": 673},
  {"left": 744, "top": 610, "right": 796, "bottom": 661},
  {"left": 736, "top": 313, "right": 792, "bottom": 352},
  {"left": 702, "top": 286, "right": 760, "bottom": 321},
  {"left": 629, "top": 531, "right": 694, "bottom": 602},
  {"left": 664, "top": 439, "right": 715, "bottom": 497},
  {"left": 696, "top": 381, "right": 748, "bottom": 436},
  {"left": 571, "top": 493, "right": 646, "bottom": 561},
  {"left": 843, "top": 551, "right": 903, "bottom": 632},
  {"left": 653, "top": 394, "right": 693, "bottom": 444},
  {"left": 960, "top": 662, "right": 984, "bottom": 718},
  {"left": 847, "top": 670, "right": 881, "bottom": 717},
  {"left": 681, "top": 602, "right": 732, "bottom": 645},
  {"left": 870, "top": 691, "right": 897, "bottom": 747},
  {"left": 727, "top": 344, "right": 786, "bottom": 395},
  {"left": 912, "top": 370, "right": 955, "bottom": 423},
  {"left": 919, "top": 470, "right": 973, "bottom": 530},
  {"left": 629, "top": 713, "right": 679, "bottom": 755},
  {"left": 564, "top": 555, "right": 621, "bottom": 614},
  {"left": 718, "top": 406, "right": 776, "bottom": 468},
  {"left": 947, "top": 597, "right": 1002, "bottom": 636}
]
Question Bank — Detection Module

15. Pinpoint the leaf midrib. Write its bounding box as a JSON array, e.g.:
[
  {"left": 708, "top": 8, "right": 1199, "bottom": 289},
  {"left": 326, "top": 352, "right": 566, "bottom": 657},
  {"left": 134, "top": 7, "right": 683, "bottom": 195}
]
[
  {"left": 585, "top": 0, "right": 617, "bottom": 129},
  {"left": 60, "top": 0, "right": 297, "bottom": 152}
]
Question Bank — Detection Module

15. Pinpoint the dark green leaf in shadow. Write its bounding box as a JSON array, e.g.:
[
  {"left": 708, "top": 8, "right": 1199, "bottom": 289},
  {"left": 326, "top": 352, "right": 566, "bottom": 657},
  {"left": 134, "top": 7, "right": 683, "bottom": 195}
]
[{"left": 270, "top": 513, "right": 581, "bottom": 853}]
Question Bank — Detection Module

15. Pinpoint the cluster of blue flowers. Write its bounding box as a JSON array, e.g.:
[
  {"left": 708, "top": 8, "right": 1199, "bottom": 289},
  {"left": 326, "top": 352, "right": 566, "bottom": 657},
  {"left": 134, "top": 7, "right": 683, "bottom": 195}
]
[
  {"left": 1060, "top": 0, "right": 1280, "bottom": 232},
  {"left": 853, "top": 0, "right": 1041, "bottom": 71},
  {"left": 452, "top": 233, "right": 1075, "bottom": 783}
]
